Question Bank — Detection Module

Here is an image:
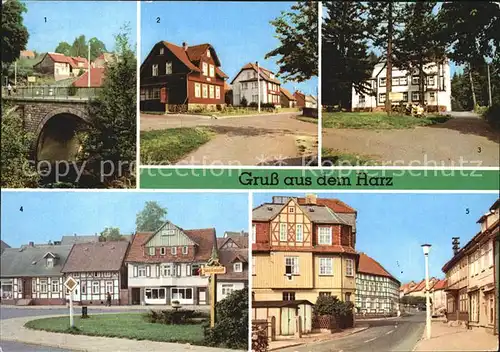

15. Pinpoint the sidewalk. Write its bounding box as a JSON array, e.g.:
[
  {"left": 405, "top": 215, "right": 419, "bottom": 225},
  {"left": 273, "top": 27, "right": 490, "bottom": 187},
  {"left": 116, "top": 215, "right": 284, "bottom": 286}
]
[
  {"left": 268, "top": 325, "right": 370, "bottom": 351},
  {"left": 414, "top": 321, "right": 499, "bottom": 351},
  {"left": 0, "top": 315, "right": 238, "bottom": 352},
  {"left": 1, "top": 304, "right": 209, "bottom": 311}
]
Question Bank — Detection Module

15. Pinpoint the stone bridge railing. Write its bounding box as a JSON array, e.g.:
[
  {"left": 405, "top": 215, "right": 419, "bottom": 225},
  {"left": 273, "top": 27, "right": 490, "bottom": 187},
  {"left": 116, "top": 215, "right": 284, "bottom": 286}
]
[{"left": 3, "top": 86, "right": 102, "bottom": 101}]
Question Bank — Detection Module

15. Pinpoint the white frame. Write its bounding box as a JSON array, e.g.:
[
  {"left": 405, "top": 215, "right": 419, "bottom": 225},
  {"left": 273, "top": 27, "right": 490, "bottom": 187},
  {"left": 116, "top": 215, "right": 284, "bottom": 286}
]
[
  {"left": 319, "top": 257, "right": 333, "bottom": 275},
  {"left": 318, "top": 227, "right": 332, "bottom": 245}
]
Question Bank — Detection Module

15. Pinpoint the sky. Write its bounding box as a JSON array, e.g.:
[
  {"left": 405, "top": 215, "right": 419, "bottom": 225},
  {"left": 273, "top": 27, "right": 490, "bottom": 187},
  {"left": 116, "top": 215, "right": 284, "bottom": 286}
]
[
  {"left": 141, "top": 1, "right": 318, "bottom": 96},
  {"left": 1, "top": 191, "right": 249, "bottom": 247},
  {"left": 22, "top": 1, "right": 137, "bottom": 55},
  {"left": 253, "top": 192, "right": 498, "bottom": 284}
]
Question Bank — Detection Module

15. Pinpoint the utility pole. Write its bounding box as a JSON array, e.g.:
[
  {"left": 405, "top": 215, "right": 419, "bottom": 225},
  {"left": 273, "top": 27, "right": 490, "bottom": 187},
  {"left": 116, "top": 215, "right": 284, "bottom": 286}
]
[
  {"left": 14, "top": 61, "right": 17, "bottom": 87},
  {"left": 487, "top": 63, "right": 492, "bottom": 107},
  {"left": 386, "top": 1, "right": 393, "bottom": 115},
  {"left": 256, "top": 61, "right": 261, "bottom": 113},
  {"left": 88, "top": 43, "right": 91, "bottom": 88}
]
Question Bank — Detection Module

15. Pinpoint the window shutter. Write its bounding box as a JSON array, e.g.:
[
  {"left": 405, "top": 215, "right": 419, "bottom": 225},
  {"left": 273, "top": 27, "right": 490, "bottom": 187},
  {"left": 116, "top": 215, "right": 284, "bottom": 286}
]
[
  {"left": 146, "top": 266, "right": 151, "bottom": 277},
  {"left": 156, "top": 265, "right": 160, "bottom": 277},
  {"left": 133, "top": 265, "right": 138, "bottom": 277},
  {"left": 187, "top": 265, "right": 191, "bottom": 276}
]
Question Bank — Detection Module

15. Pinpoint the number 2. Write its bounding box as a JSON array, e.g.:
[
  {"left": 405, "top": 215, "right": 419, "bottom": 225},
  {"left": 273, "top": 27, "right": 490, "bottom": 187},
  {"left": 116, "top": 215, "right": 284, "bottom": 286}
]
[{"left": 156, "top": 17, "right": 160, "bottom": 23}]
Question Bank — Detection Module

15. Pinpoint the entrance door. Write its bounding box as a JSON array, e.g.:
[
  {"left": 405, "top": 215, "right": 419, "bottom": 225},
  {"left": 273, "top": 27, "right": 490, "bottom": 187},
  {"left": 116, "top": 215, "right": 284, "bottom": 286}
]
[
  {"left": 131, "top": 288, "right": 141, "bottom": 305},
  {"left": 281, "top": 308, "right": 295, "bottom": 335},
  {"left": 23, "top": 278, "right": 32, "bottom": 299},
  {"left": 198, "top": 288, "right": 207, "bottom": 305}
]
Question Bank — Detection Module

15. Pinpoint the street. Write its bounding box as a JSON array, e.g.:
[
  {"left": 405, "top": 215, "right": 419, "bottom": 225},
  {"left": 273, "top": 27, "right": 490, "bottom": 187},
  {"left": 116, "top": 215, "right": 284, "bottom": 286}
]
[{"left": 280, "top": 313, "right": 425, "bottom": 352}]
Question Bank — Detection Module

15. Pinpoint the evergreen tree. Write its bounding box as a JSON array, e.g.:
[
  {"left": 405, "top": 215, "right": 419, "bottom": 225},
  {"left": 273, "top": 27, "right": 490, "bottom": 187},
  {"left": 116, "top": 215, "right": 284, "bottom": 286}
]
[
  {"left": 1, "top": 0, "right": 29, "bottom": 68},
  {"left": 367, "top": 1, "right": 405, "bottom": 114},
  {"left": 77, "top": 24, "right": 136, "bottom": 187},
  {"left": 71, "top": 35, "right": 87, "bottom": 57},
  {"left": 136, "top": 201, "right": 168, "bottom": 232},
  {"left": 322, "top": 1, "right": 373, "bottom": 108},
  {"left": 265, "top": 1, "right": 318, "bottom": 82}
]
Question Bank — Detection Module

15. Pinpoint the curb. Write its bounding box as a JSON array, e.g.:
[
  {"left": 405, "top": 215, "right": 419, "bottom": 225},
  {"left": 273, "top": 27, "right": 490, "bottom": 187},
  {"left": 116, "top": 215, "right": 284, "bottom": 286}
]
[{"left": 269, "top": 342, "right": 305, "bottom": 351}]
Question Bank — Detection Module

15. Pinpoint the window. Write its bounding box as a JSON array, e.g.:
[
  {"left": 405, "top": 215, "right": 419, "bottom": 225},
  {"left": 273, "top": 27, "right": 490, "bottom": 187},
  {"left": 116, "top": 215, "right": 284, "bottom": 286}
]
[
  {"left": 182, "top": 246, "right": 188, "bottom": 255},
  {"left": 319, "top": 258, "right": 333, "bottom": 275},
  {"left": 429, "top": 92, "right": 436, "bottom": 100},
  {"left": 252, "top": 94, "right": 258, "bottom": 102},
  {"left": 402, "top": 92, "right": 408, "bottom": 102},
  {"left": 285, "top": 256, "right": 299, "bottom": 275},
  {"left": 146, "top": 288, "right": 166, "bottom": 300},
  {"left": 215, "top": 86, "right": 221, "bottom": 100},
  {"left": 399, "top": 76, "right": 408, "bottom": 85},
  {"left": 319, "top": 292, "right": 331, "bottom": 297},
  {"left": 149, "top": 247, "right": 155, "bottom": 256},
  {"left": 152, "top": 88, "right": 160, "bottom": 99},
  {"left": 268, "top": 82, "right": 272, "bottom": 90},
  {"left": 296, "top": 224, "right": 303, "bottom": 242},
  {"left": 209, "top": 85, "right": 215, "bottom": 99},
  {"left": 233, "top": 262, "right": 243, "bottom": 272},
  {"left": 171, "top": 287, "right": 193, "bottom": 300},
  {"left": 359, "top": 94, "right": 365, "bottom": 104},
  {"left": 195, "top": 83, "right": 201, "bottom": 98},
  {"left": 379, "top": 93, "right": 386, "bottom": 103},
  {"left": 159, "top": 47, "right": 164, "bottom": 55},
  {"left": 46, "top": 258, "right": 54, "bottom": 267},
  {"left": 171, "top": 247, "right": 177, "bottom": 255},
  {"left": 252, "top": 82, "right": 258, "bottom": 89},
  {"left": 221, "top": 284, "right": 234, "bottom": 297},
  {"left": 40, "top": 279, "right": 48, "bottom": 293},
  {"left": 412, "top": 75, "right": 420, "bottom": 85},
  {"left": 252, "top": 224, "right": 256, "bottom": 243},
  {"left": 202, "top": 62, "right": 208, "bottom": 76},
  {"left": 282, "top": 292, "right": 295, "bottom": 301},
  {"left": 318, "top": 227, "right": 332, "bottom": 245},
  {"left": 242, "top": 82, "right": 248, "bottom": 90},
  {"left": 165, "top": 62, "right": 172, "bottom": 74},
  {"left": 81, "top": 281, "right": 86, "bottom": 294},
  {"left": 206, "top": 49, "right": 211, "bottom": 57},
  {"left": 152, "top": 64, "right": 158, "bottom": 76},
  {"left": 412, "top": 92, "right": 420, "bottom": 101},
  {"left": 202, "top": 84, "right": 208, "bottom": 98},
  {"left": 52, "top": 281, "right": 59, "bottom": 293},
  {"left": 138, "top": 266, "right": 146, "bottom": 277},
  {"left": 345, "top": 292, "right": 351, "bottom": 302},
  {"left": 191, "top": 264, "right": 201, "bottom": 276},
  {"left": 105, "top": 281, "right": 113, "bottom": 294},
  {"left": 160, "top": 247, "right": 166, "bottom": 255},
  {"left": 92, "top": 281, "right": 99, "bottom": 294},
  {"left": 140, "top": 88, "right": 145, "bottom": 101},
  {"left": 209, "top": 64, "right": 215, "bottom": 78},
  {"left": 161, "top": 264, "right": 172, "bottom": 277},
  {"left": 379, "top": 77, "right": 386, "bottom": 87},
  {"left": 428, "top": 76, "right": 435, "bottom": 85},
  {"left": 279, "top": 223, "right": 287, "bottom": 241},
  {"left": 346, "top": 259, "right": 354, "bottom": 277}
]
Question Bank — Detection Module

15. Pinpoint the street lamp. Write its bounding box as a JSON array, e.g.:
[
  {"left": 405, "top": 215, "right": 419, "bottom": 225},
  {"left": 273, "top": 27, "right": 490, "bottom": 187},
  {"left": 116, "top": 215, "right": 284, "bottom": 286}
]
[{"left": 421, "top": 244, "right": 432, "bottom": 340}]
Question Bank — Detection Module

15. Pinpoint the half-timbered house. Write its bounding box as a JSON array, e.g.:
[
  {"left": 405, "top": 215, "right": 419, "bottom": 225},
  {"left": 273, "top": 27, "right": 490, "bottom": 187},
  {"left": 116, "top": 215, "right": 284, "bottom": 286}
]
[
  {"left": 140, "top": 41, "right": 228, "bottom": 112},
  {"left": 125, "top": 221, "right": 217, "bottom": 305},
  {"left": 0, "top": 243, "right": 72, "bottom": 305},
  {"left": 61, "top": 241, "right": 130, "bottom": 305},
  {"left": 217, "top": 232, "right": 249, "bottom": 301}
]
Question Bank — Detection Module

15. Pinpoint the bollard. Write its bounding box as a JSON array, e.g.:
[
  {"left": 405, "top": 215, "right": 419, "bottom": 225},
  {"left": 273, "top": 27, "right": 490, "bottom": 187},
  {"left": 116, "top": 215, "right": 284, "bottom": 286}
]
[{"left": 81, "top": 306, "right": 89, "bottom": 319}]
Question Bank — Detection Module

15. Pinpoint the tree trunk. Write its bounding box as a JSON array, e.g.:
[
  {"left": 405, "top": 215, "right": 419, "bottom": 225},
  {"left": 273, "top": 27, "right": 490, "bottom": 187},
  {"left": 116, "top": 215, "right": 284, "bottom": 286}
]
[
  {"left": 419, "top": 60, "right": 425, "bottom": 107},
  {"left": 468, "top": 64, "right": 477, "bottom": 108},
  {"left": 385, "top": 1, "right": 393, "bottom": 115}
]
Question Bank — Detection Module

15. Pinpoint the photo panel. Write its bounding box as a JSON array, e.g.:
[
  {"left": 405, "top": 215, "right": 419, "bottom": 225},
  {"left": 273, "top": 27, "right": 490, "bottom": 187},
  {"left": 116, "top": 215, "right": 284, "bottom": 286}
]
[
  {"left": 139, "top": 1, "right": 319, "bottom": 167},
  {"left": 1, "top": 0, "right": 138, "bottom": 189}
]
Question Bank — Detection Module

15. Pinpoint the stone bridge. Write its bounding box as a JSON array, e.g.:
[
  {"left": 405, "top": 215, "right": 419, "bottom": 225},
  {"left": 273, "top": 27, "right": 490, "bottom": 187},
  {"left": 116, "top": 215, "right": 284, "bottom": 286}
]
[{"left": 4, "top": 88, "right": 99, "bottom": 162}]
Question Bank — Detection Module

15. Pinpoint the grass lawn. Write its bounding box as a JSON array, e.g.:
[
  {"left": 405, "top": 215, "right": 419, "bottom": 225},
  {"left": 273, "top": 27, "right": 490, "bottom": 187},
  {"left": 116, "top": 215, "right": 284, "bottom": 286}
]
[
  {"left": 322, "top": 148, "right": 378, "bottom": 166},
  {"left": 191, "top": 107, "right": 300, "bottom": 117},
  {"left": 297, "top": 116, "right": 319, "bottom": 124},
  {"left": 322, "top": 112, "right": 450, "bottom": 129},
  {"left": 140, "top": 127, "right": 214, "bottom": 164},
  {"left": 24, "top": 313, "right": 205, "bottom": 344}
]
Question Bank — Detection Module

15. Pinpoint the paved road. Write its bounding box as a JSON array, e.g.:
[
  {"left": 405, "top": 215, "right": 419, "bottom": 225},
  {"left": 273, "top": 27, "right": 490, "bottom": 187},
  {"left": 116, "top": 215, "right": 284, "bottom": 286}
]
[
  {"left": 447, "top": 111, "right": 481, "bottom": 119},
  {"left": 141, "top": 112, "right": 318, "bottom": 166},
  {"left": 0, "top": 340, "right": 73, "bottom": 352},
  {"left": 323, "top": 117, "right": 499, "bottom": 166},
  {"left": 280, "top": 313, "right": 425, "bottom": 352}
]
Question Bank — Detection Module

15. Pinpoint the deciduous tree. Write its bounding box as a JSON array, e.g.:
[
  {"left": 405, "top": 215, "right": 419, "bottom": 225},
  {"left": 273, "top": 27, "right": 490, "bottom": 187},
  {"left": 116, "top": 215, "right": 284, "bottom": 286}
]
[
  {"left": 55, "top": 41, "right": 72, "bottom": 56},
  {"left": 89, "top": 37, "right": 107, "bottom": 61},
  {"left": 266, "top": 1, "right": 318, "bottom": 82},
  {"left": 99, "top": 227, "right": 124, "bottom": 242},
  {"left": 1, "top": 0, "right": 29, "bottom": 68},
  {"left": 136, "top": 201, "right": 167, "bottom": 232}
]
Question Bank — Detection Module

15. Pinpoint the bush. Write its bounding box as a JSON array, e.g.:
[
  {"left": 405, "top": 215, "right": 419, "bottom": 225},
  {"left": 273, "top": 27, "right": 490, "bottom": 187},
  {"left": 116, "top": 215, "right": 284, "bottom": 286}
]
[
  {"left": 248, "top": 102, "right": 258, "bottom": 108},
  {"left": 145, "top": 309, "right": 206, "bottom": 325},
  {"left": 252, "top": 322, "right": 268, "bottom": 352},
  {"left": 203, "top": 288, "right": 248, "bottom": 349},
  {"left": 240, "top": 97, "right": 248, "bottom": 107},
  {"left": 67, "top": 86, "right": 77, "bottom": 96},
  {"left": 314, "top": 295, "right": 354, "bottom": 317},
  {"left": 483, "top": 103, "right": 500, "bottom": 130}
]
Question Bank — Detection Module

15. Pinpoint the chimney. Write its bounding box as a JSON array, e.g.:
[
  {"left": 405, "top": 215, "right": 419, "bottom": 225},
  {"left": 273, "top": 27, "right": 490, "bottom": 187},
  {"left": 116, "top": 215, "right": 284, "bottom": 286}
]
[
  {"left": 182, "top": 42, "right": 188, "bottom": 51},
  {"left": 305, "top": 193, "right": 317, "bottom": 205},
  {"left": 452, "top": 237, "right": 460, "bottom": 255},
  {"left": 29, "top": 241, "right": 34, "bottom": 247}
]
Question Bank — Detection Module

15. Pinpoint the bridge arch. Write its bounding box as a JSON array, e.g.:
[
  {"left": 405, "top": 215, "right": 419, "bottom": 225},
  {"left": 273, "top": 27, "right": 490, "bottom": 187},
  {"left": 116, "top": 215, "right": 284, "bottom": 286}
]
[{"left": 34, "top": 107, "right": 92, "bottom": 162}]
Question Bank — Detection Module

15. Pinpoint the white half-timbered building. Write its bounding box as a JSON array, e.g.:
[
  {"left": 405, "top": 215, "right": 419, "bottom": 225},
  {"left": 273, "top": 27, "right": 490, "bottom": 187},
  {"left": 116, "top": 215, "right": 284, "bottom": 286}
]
[
  {"left": 125, "top": 221, "right": 217, "bottom": 305},
  {"left": 61, "top": 241, "right": 129, "bottom": 305},
  {"left": 0, "top": 243, "right": 72, "bottom": 305}
]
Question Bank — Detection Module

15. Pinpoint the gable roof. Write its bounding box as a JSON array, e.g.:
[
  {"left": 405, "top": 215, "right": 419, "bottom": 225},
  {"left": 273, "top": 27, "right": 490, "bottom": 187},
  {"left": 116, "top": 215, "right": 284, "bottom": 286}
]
[
  {"left": 72, "top": 67, "right": 106, "bottom": 88},
  {"left": 220, "top": 232, "right": 249, "bottom": 249},
  {"left": 280, "top": 87, "right": 295, "bottom": 101},
  {"left": 231, "top": 62, "right": 281, "bottom": 85},
  {"left": 0, "top": 240, "right": 10, "bottom": 254},
  {"left": 218, "top": 248, "right": 248, "bottom": 281},
  {"left": 0, "top": 245, "right": 73, "bottom": 277},
  {"left": 60, "top": 235, "right": 99, "bottom": 246},
  {"left": 62, "top": 241, "right": 129, "bottom": 273},
  {"left": 432, "top": 279, "right": 447, "bottom": 290},
  {"left": 357, "top": 253, "right": 399, "bottom": 283}
]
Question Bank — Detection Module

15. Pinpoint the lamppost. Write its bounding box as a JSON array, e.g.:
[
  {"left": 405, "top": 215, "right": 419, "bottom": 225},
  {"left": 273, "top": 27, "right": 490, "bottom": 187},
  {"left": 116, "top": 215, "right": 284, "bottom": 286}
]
[{"left": 421, "top": 244, "right": 432, "bottom": 340}]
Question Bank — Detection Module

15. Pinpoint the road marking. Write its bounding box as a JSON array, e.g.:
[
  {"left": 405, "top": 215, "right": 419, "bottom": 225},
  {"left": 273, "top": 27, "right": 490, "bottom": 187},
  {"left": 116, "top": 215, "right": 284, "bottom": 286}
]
[
  {"left": 364, "top": 337, "right": 377, "bottom": 343},
  {"left": 386, "top": 329, "right": 395, "bottom": 335}
]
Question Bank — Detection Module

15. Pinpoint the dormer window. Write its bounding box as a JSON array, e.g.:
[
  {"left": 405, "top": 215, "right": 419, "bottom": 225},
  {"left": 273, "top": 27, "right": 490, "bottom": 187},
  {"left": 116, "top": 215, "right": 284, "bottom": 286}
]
[
  {"left": 46, "top": 257, "right": 54, "bottom": 267},
  {"left": 160, "top": 247, "right": 166, "bottom": 256},
  {"left": 171, "top": 247, "right": 177, "bottom": 255},
  {"left": 233, "top": 262, "right": 243, "bottom": 273},
  {"left": 182, "top": 246, "right": 188, "bottom": 255},
  {"left": 165, "top": 61, "right": 172, "bottom": 74},
  {"left": 160, "top": 47, "right": 164, "bottom": 55},
  {"left": 209, "top": 64, "right": 215, "bottom": 78},
  {"left": 152, "top": 64, "right": 158, "bottom": 76},
  {"left": 270, "top": 73, "right": 275, "bottom": 79},
  {"left": 202, "top": 62, "right": 208, "bottom": 76},
  {"left": 207, "top": 49, "right": 211, "bottom": 57}
]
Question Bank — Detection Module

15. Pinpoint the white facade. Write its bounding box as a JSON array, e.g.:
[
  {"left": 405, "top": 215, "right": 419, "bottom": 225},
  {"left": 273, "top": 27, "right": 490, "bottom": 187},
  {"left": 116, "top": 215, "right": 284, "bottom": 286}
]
[
  {"left": 355, "top": 273, "right": 400, "bottom": 314},
  {"left": 351, "top": 61, "right": 452, "bottom": 112},
  {"left": 217, "top": 281, "right": 245, "bottom": 302},
  {"left": 8, "top": 276, "right": 65, "bottom": 301},
  {"left": 232, "top": 68, "right": 281, "bottom": 107},
  {"left": 65, "top": 271, "right": 120, "bottom": 303}
]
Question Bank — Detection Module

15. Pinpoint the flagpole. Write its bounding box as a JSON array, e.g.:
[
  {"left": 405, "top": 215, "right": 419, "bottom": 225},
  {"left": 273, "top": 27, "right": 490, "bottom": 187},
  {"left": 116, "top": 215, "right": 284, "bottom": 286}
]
[
  {"left": 88, "top": 43, "right": 91, "bottom": 88},
  {"left": 256, "top": 61, "right": 261, "bottom": 113}
]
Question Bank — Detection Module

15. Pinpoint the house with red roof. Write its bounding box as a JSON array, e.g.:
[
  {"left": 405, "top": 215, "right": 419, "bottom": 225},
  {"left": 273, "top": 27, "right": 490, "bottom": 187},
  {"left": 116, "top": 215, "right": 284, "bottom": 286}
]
[
  {"left": 216, "top": 232, "right": 248, "bottom": 302},
  {"left": 231, "top": 62, "right": 282, "bottom": 107},
  {"left": 124, "top": 221, "right": 217, "bottom": 305},
  {"left": 355, "top": 252, "right": 400, "bottom": 314},
  {"left": 33, "top": 52, "right": 90, "bottom": 81},
  {"left": 140, "top": 41, "right": 228, "bottom": 112},
  {"left": 280, "top": 87, "right": 297, "bottom": 108},
  {"left": 72, "top": 67, "right": 106, "bottom": 88}
]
